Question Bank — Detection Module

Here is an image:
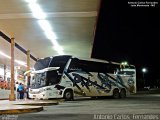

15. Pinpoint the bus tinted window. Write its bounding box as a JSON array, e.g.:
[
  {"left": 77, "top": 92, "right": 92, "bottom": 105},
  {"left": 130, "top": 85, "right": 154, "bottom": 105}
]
[
  {"left": 49, "top": 55, "right": 71, "bottom": 73},
  {"left": 68, "top": 58, "right": 120, "bottom": 73},
  {"left": 47, "top": 55, "right": 71, "bottom": 85},
  {"left": 117, "top": 71, "right": 135, "bottom": 75},
  {"left": 78, "top": 60, "right": 107, "bottom": 72},
  {"left": 34, "top": 57, "right": 51, "bottom": 70},
  {"left": 47, "top": 71, "right": 60, "bottom": 85}
]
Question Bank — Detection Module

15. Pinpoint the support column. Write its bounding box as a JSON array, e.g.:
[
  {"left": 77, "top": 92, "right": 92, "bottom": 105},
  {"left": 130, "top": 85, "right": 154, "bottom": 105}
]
[
  {"left": 4, "top": 64, "right": 6, "bottom": 81},
  {"left": 9, "top": 38, "right": 16, "bottom": 101},
  {"left": 27, "top": 50, "right": 30, "bottom": 72},
  {"left": 27, "top": 50, "right": 30, "bottom": 87}
]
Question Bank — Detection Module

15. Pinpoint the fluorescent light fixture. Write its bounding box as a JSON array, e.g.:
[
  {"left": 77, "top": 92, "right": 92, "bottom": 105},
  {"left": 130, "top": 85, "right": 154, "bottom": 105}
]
[
  {"left": 24, "top": 0, "right": 37, "bottom": 3},
  {"left": 52, "top": 46, "right": 64, "bottom": 55},
  {"left": 24, "top": 0, "right": 64, "bottom": 55},
  {"left": 0, "top": 50, "right": 27, "bottom": 67},
  {"left": 44, "top": 31, "right": 57, "bottom": 41},
  {"left": 28, "top": 3, "right": 46, "bottom": 19},
  {"left": 15, "top": 60, "right": 27, "bottom": 67},
  {"left": 57, "top": 50, "right": 64, "bottom": 55},
  {"left": 53, "top": 45, "right": 63, "bottom": 51},
  {"left": 50, "top": 39, "right": 59, "bottom": 47},
  {"left": 0, "top": 51, "right": 11, "bottom": 59},
  {"left": 38, "top": 20, "right": 52, "bottom": 32}
]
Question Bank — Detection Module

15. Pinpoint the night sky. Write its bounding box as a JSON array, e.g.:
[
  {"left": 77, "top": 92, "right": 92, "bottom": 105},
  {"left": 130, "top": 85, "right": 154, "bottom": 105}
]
[{"left": 91, "top": 0, "right": 160, "bottom": 87}]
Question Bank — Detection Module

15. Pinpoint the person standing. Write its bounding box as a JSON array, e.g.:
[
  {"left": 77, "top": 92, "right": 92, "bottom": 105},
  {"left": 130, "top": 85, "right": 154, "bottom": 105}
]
[
  {"left": 23, "top": 85, "right": 28, "bottom": 100},
  {"left": 15, "top": 82, "right": 20, "bottom": 100},
  {"left": 18, "top": 83, "right": 24, "bottom": 99}
]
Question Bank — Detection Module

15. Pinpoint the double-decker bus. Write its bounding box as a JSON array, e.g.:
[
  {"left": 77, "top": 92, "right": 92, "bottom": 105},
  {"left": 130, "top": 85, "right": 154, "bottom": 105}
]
[{"left": 28, "top": 55, "right": 136, "bottom": 100}]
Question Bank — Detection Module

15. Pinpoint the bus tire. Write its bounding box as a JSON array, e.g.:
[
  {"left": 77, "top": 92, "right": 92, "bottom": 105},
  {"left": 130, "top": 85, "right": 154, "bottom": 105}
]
[
  {"left": 113, "top": 89, "right": 120, "bottom": 99},
  {"left": 120, "top": 89, "right": 126, "bottom": 98},
  {"left": 63, "top": 90, "right": 73, "bottom": 101}
]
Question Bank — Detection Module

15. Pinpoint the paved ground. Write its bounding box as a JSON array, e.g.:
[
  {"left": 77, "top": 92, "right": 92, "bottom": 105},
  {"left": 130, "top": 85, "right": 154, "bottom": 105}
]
[{"left": 12, "top": 94, "right": 160, "bottom": 120}]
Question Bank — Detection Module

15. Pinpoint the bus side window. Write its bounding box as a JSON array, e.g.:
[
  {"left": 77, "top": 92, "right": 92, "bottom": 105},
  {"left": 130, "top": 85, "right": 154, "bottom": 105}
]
[
  {"left": 68, "top": 58, "right": 79, "bottom": 72},
  {"left": 47, "top": 71, "right": 60, "bottom": 85}
]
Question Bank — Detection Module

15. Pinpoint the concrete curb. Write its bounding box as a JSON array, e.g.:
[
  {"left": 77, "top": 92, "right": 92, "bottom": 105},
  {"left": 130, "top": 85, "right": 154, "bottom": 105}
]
[
  {"left": 0, "top": 99, "right": 62, "bottom": 115},
  {"left": 0, "top": 106, "right": 43, "bottom": 115},
  {"left": 14, "top": 102, "right": 59, "bottom": 106},
  {"left": 0, "top": 98, "right": 9, "bottom": 100}
]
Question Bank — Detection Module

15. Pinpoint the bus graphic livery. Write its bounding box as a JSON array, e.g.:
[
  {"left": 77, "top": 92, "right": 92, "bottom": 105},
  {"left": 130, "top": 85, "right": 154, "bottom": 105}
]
[{"left": 28, "top": 55, "right": 136, "bottom": 100}]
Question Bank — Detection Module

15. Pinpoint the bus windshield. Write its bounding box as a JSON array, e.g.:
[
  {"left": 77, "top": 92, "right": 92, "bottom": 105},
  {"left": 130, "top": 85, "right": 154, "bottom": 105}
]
[
  {"left": 30, "top": 55, "right": 71, "bottom": 89},
  {"left": 30, "top": 72, "right": 46, "bottom": 89}
]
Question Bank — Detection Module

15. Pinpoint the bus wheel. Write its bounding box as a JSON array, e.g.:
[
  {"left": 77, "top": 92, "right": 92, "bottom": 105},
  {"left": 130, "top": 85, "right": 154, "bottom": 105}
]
[
  {"left": 113, "top": 89, "right": 120, "bottom": 99},
  {"left": 64, "top": 90, "right": 73, "bottom": 101},
  {"left": 120, "top": 89, "right": 126, "bottom": 98}
]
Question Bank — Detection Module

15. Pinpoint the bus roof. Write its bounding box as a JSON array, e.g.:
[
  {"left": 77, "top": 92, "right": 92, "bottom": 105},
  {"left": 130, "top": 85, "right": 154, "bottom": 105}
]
[
  {"left": 72, "top": 56, "right": 135, "bottom": 68},
  {"left": 38, "top": 55, "right": 135, "bottom": 68}
]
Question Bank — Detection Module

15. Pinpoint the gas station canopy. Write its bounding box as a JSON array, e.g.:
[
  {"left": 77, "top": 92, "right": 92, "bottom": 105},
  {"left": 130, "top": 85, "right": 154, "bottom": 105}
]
[{"left": 0, "top": 0, "right": 100, "bottom": 68}]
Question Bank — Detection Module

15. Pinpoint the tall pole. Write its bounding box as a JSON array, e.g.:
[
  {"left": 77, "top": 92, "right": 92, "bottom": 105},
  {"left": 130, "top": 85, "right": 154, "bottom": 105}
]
[
  {"left": 142, "top": 68, "right": 147, "bottom": 88},
  {"left": 143, "top": 72, "right": 145, "bottom": 87},
  {"left": 9, "top": 38, "right": 16, "bottom": 101},
  {"left": 27, "top": 50, "right": 30, "bottom": 72}
]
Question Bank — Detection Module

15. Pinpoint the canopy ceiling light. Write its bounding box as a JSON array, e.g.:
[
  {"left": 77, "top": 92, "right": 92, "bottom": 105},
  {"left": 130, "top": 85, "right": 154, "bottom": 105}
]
[
  {"left": 0, "top": 50, "right": 27, "bottom": 67},
  {"left": 24, "top": 0, "right": 64, "bottom": 55}
]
